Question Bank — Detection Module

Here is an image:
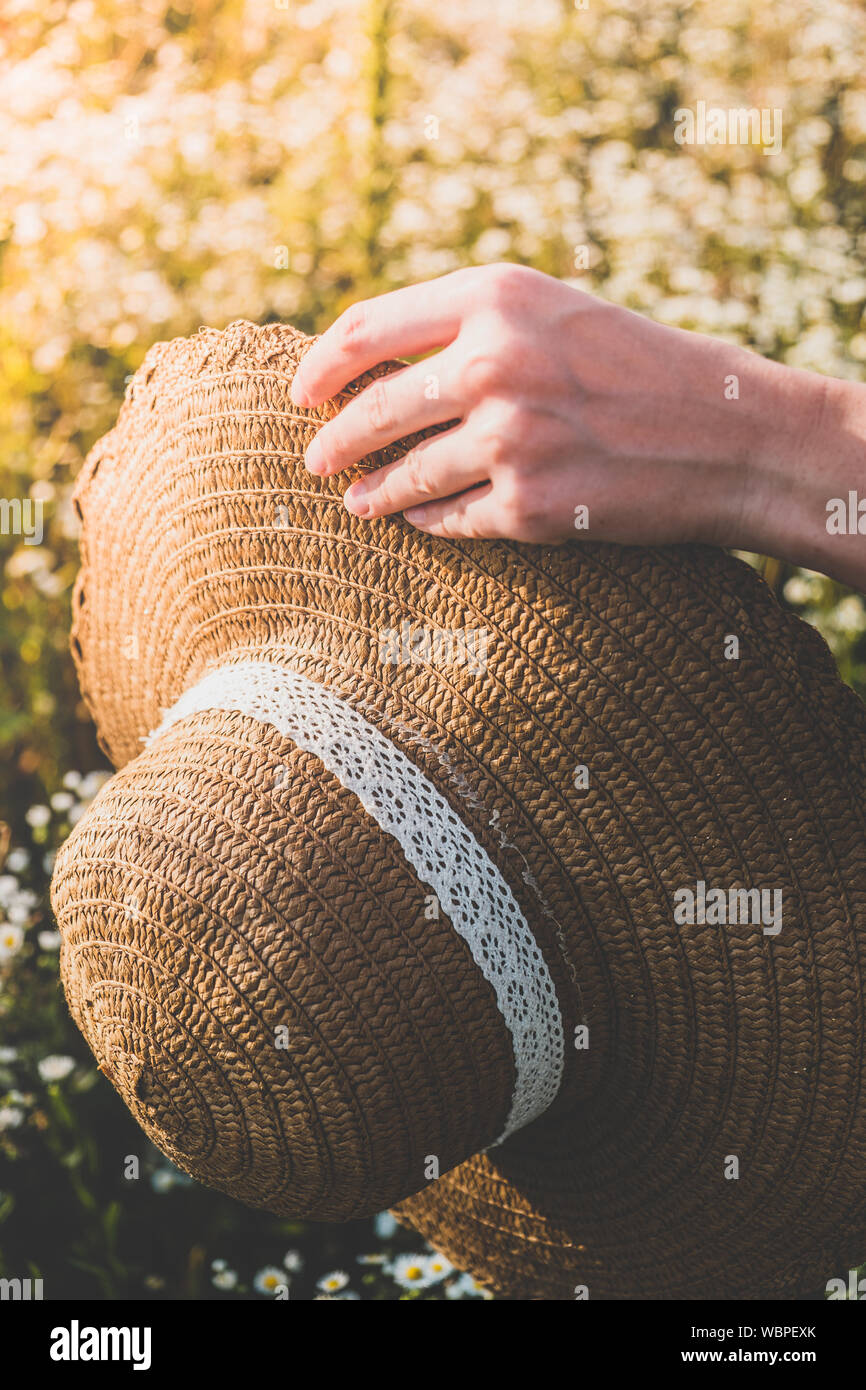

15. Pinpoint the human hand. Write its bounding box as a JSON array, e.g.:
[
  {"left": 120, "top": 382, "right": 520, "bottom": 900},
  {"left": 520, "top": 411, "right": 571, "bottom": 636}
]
[{"left": 290, "top": 262, "right": 837, "bottom": 563}]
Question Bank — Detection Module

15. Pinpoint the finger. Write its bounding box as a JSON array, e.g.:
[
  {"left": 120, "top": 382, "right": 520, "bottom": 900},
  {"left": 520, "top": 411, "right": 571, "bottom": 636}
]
[
  {"left": 305, "top": 351, "right": 463, "bottom": 478},
  {"left": 402, "top": 482, "right": 506, "bottom": 540},
  {"left": 343, "top": 422, "right": 484, "bottom": 519},
  {"left": 291, "top": 270, "right": 472, "bottom": 407}
]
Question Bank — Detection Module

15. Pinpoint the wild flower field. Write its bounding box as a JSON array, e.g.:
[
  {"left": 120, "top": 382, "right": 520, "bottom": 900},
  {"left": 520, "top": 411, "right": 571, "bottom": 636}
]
[{"left": 2, "top": 0, "right": 866, "bottom": 1299}]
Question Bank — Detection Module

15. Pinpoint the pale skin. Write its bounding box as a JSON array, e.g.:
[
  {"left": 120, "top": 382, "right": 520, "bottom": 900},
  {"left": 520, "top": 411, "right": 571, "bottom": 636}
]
[{"left": 290, "top": 262, "right": 866, "bottom": 592}]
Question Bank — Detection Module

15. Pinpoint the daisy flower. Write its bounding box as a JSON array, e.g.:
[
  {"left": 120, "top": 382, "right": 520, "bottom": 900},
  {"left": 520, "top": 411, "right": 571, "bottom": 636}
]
[
  {"left": 445, "top": 1272, "right": 493, "bottom": 1300},
  {"left": 424, "top": 1252, "right": 454, "bottom": 1282},
  {"left": 5, "top": 900, "right": 33, "bottom": 926},
  {"left": 37, "top": 1054, "right": 76, "bottom": 1082},
  {"left": 282, "top": 1250, "right": 303, "bottom": 1272},
  {"left": 0, "top": 924, "right": 24, "bottom": 961},
  {"left": 390, "top": 1255, "right": 434, "bottom": 1291},
  {"left": 316, "top": 1270, "right": 349, "bottom": 1293},
  {"left": 213, "top": 1269, "right": 238, "bottom": 1290},
  {"left": 254, "top": 1266, "right": 288, "bottom": 1295}
]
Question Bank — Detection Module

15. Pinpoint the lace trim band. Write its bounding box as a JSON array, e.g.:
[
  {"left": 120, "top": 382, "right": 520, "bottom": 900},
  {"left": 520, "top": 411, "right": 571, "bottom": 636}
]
[{"left": 148, "top": 660, "right": 565, "bottom": 1142}]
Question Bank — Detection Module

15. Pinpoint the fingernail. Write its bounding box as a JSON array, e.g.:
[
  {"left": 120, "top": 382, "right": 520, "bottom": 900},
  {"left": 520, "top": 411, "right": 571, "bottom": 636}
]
[
  {"left": 344, "top": 485, "right": 370, "bottom": 517},
  {"left": 404, "top": 505, "right": 427, "bottom": 524},
  {"left": 291, "top": 376, "right": 309, "bottom": 407}
]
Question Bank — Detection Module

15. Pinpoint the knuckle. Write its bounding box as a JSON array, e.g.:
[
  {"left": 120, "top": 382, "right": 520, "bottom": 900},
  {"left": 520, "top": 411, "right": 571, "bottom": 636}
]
[
  {"left": 365, "top": 378, "right": 392, "bottom": 433},
  {"left": 462, "top": 515, "right": 489, "bottom": 541},
  {"left": 483, "top": 261, "right": 531, "bottom": 308},
  {"left": 459, "top": 346, "right": 503, "bottom": 398},
  {"left": 441, "top": 509, "right": 470, "bottom": 540},
  {"left": 494, "top": 470, "right": 529, "bottom": 520},
  {"left": 500, "top": 400, "right": 533, "bottom": 450},
  {"left": 336, "top": 301, "right": 369, "bottom": 351},
  {"left": 480, "top": 428, "right": 509, "bottom": 469},
  {"left": 487, "top": 432, "right": 511, "bottom": 469},
  {"left": 402, "top": 448, "right": 434, "bottom": 498},
  {"left": 476, "top": 403, "right": 519, "bottom": 466}
]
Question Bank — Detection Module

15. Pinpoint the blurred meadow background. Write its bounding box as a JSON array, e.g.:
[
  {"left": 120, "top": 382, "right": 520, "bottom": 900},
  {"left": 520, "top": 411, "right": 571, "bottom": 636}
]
[{"left": 2, "top": 0, "right": 866, "bottom": 1299}]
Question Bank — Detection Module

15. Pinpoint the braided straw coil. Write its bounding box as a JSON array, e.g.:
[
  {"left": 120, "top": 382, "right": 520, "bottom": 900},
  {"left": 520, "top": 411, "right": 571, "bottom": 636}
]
[{"left": 52, "top": 319, "right": 866, "bottom": 1299}]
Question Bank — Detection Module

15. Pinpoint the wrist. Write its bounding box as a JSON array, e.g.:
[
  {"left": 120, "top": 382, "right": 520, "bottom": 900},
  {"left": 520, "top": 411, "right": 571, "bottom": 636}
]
[
  {"left": 717, "top": 354, "right": 821, "bottom": 547},
  {"left": 681, "top": 342, "right": 800, "bottom": 552},
  {"left": 742, "top": 364, "right": 866, "bottom": 586}
]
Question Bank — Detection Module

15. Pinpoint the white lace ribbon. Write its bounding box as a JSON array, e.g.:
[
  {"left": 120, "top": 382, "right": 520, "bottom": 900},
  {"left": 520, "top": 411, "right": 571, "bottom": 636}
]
[{"left": 148, "top": 660, "right": 565, "bottom": 1142}]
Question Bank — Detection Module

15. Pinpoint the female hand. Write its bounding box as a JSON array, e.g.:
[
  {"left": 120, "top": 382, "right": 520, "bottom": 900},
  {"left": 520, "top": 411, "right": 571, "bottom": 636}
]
[{"left": 291, "top": 262, "right": 863, "bottom": 588}]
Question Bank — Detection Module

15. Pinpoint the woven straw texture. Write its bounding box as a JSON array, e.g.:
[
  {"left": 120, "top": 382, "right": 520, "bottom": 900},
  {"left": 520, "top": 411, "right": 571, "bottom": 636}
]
[{"left": 52, "top": 319, "right": 866, "bottom": 1299}]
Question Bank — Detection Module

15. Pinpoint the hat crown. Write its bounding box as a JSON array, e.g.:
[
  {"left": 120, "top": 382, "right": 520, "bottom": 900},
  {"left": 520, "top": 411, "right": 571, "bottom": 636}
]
[{"left": 56, "top": 320, "right": 583, "bottom": 1216}]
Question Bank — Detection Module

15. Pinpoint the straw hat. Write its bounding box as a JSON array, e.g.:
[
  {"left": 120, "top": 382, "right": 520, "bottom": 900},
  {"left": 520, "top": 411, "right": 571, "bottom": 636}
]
[{"left": 52, "top": 319, "right": 866, "bottom": 1300}]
